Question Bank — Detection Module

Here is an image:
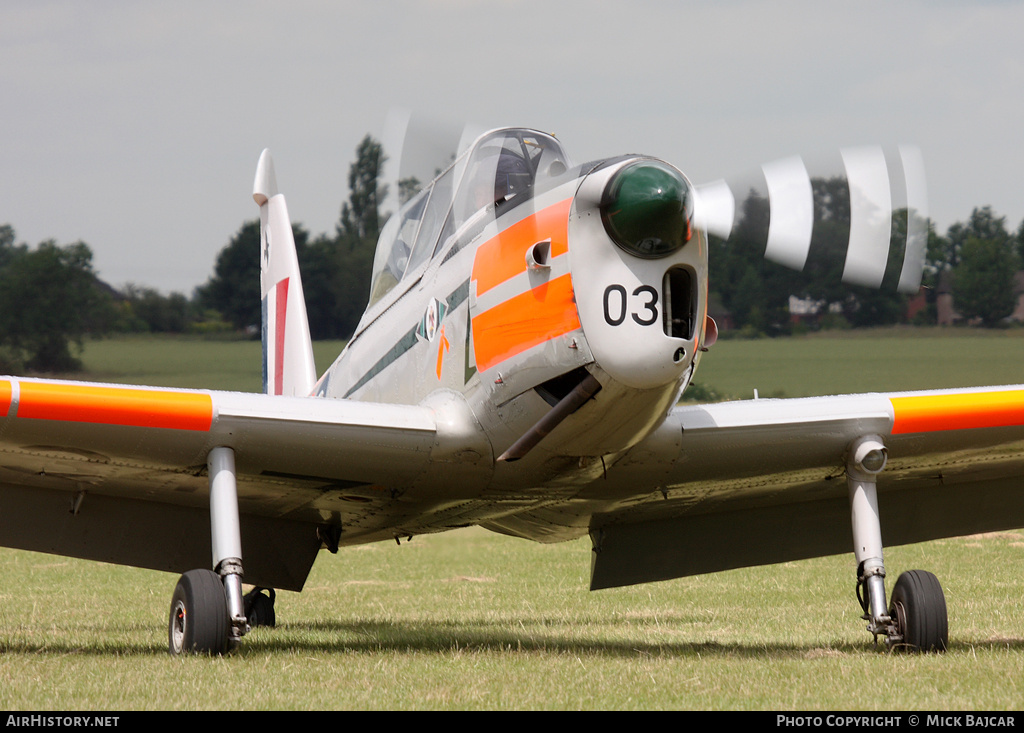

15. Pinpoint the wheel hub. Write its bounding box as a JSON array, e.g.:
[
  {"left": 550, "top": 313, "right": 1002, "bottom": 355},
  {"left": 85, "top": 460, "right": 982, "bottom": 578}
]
[
  {"left": 887, "top": 601, "right": 907, "bottom": 649},
  {"left": 170, "top": 600, "right": 187, "bottom": 653}
]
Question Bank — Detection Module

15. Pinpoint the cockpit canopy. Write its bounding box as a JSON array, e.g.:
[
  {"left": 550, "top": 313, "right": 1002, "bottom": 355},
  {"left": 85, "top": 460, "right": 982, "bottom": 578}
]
[{"left": 366, "top": 129, "right": 571, "bottom": 309}]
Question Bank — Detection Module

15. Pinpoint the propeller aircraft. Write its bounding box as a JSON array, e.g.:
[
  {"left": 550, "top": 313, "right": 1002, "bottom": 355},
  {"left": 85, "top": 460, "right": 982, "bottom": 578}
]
[{"left": 1, "top": 126, "right": 1022, "bottom": 655}]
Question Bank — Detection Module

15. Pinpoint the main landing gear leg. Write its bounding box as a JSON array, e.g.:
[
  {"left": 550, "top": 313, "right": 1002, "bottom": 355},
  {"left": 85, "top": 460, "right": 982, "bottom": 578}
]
[
  {"left": 847, "top": 436, "right": 947, "bottom": 653},
  {"left": 168, "top": 446, "right": 249, "bottom": 655}
]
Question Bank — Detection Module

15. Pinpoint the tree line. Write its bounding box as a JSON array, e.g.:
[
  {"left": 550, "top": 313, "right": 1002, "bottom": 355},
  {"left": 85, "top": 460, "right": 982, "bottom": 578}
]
[
  {"left": 710, "top": 184, "right": 1024, "bottom": 334},
  {"left": 2, "top": 136, "right": 1022, "bottom": 373},
  {"left": 195, "top": 136, "right": 386, "bottom": 340},
  {"left": 0, "top": 135, "right": 386, "bottom": 372}
]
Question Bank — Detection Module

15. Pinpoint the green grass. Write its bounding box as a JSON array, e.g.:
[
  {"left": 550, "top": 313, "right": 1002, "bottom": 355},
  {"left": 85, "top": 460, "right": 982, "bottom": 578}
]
[
  {"left": 74, "top": 328, "right": 1024, "bottom": 398},
  {"left": 74, "top": 334, "right": 347, "bottom": 391},
  {"left": 2, "top": 529, "right": 1023, "bottom": 709},
  {"left": 1, "top": 329, "right": 1023, "bottom": 710},
  {"left": 694, "top": 326, "right": 1024, "bottom": 401}
]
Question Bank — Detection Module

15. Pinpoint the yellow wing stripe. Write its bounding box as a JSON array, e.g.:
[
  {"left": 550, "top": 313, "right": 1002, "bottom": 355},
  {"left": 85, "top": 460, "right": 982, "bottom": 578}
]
[
  {"left": 890, "top": 390, "right": 1024, "bottom": 434},
  {"left": 9, "top": 381, "right": 213, "bottom": 431}
]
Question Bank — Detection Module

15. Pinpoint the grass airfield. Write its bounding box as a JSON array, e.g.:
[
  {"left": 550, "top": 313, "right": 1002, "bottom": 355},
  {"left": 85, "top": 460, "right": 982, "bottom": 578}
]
[{"left": 1, "top": 328, "right": 1024, "bottom": 710}]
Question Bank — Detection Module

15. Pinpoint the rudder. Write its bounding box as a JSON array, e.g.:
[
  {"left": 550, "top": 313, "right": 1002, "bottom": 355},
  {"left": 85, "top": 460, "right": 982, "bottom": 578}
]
[{"left": 253, "top": 149, "right": 316, "bottom": 397}]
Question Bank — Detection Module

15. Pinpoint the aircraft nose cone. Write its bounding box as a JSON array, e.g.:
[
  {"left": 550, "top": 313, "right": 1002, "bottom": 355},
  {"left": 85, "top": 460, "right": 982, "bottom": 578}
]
[{"left": 600, "top": 161, "right": 693, "bottom": 258}]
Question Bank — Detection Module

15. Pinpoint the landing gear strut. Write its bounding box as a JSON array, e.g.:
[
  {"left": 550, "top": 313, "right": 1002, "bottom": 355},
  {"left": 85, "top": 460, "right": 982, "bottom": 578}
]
[
  {"left": 168, "top": 446, "right": 250, "bottom": 655},
  {"left": 847, "top": 436, "right": 947, "bottom": 652}
]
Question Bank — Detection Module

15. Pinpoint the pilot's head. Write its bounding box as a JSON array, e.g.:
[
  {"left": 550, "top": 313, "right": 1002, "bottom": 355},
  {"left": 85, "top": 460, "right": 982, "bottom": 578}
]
[
  {"left": 460, "top": 143, "right": 535, "bottom": 222},
  {"left": 494, "top": 148, "right": 532, "bottom": 202}
]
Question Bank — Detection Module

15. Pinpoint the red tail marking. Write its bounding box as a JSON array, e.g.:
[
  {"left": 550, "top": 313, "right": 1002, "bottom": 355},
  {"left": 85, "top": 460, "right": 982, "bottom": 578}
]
[{"left": 274, "top": 277, "right": 289, "bottom": 395}]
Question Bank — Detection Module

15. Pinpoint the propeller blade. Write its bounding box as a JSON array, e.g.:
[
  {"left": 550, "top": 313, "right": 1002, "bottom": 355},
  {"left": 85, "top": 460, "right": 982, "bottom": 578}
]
[
  {"left": 694, "top": 144, "right": 928, "bottom": 293},
  {"left": 762, "top": 155, "right": 814, "bottom": 272},
  {"left": 379, "top": 108, "right": 468, "bottom": 220},
  {"left": 896, "top": 145, "right": 928, "bottom": 294},
  {"left": 693, "top": 180, "right": 735, "bottom": 240},
  {"left": 841, "top": 146, "right": 891, "bottom": 288}
]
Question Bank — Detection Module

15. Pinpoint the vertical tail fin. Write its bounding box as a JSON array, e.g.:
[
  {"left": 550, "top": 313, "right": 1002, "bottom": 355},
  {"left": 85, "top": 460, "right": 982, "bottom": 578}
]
[{"left": 253, "top": 149, "right": 316, "bottom": 397}]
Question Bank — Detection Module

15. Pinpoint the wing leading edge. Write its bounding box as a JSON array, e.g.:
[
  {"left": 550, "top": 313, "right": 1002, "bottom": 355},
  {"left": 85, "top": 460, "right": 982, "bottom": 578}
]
[
  {"left": 0, "top": 377, "right": 439, "bottom": 590},
  {"left": 586, "top": 386, "right": 1024, "bottom": 589}
]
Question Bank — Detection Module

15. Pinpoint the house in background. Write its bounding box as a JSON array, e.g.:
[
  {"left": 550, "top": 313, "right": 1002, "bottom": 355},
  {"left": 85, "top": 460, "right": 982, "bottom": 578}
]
[
  {"left": 1013, "top": 271, "right": 1024, "bottom": 322},
  {"left": 936, "top": 270, "right": 960, "bottom": 326}
]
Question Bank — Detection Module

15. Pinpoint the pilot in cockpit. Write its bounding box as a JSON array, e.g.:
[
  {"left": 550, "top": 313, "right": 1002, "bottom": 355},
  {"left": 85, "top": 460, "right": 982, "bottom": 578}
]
[
  {"left": 458, "top": 145, "right": 534, "bottom": 227},
  {"left": 493, "top": 147, "right": 533, "bottom": 204}
]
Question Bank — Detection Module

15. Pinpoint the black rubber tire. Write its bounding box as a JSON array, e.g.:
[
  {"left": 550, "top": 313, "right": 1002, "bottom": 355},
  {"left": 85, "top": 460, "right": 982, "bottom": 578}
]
[
  {"left": 889, "top": 569, "right": 948, "bottom": 652},
  {"left": 168, "top": 569, "right": 230, "bottom": 655},
  {"left": 246, "top": 589, "right": 276, "bottom": 628}
]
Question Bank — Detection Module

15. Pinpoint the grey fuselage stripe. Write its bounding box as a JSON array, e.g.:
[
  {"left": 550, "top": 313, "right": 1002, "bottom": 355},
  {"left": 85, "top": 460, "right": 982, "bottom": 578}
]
[{"left": 343, "top": 279, "right": 471, "bottom": 399}]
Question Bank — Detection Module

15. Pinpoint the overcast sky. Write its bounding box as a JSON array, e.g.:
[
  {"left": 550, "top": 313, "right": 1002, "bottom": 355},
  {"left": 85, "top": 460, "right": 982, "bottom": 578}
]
[{"left": 2, "top": 1, "right": 1022, "bottom": 294}]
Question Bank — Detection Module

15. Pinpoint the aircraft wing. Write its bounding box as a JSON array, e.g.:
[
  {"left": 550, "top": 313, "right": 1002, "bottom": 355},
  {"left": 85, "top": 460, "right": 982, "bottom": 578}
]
[
  {"left": 5, "top": 374, "right": 1023, "bottom": 597},
  {"left": 578, "top": 386, "right": 1024, "bottom": 589},
  {"left": 0, "top": 377, "right": 441, "bottom": 591}
]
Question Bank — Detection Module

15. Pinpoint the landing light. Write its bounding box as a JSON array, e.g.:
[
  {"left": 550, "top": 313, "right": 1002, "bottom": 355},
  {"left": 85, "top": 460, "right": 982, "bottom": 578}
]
[
  {"left": 850, "top": 436, "right": 888, "bottom": 476},
  {"left": 861, "top": 449, "right": 887, "bottom": 474},
  {"left": 600, "top": 161, "right": 693, "bottom": 259}
]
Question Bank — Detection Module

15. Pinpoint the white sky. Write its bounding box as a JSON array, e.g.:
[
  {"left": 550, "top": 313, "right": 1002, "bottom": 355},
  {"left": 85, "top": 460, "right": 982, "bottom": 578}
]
[{"left": 2, "top": 1, "right": 1023, "bottom": 294}]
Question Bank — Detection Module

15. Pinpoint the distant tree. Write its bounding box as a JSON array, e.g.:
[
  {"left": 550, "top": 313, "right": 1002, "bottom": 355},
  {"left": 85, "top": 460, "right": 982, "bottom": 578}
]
[
  {"left": 0, "top": 224, "right": 27, "bottom": 268},
  {"left": 0, "top": 234, "right": 114, "bottom": 372},
  {"left": 963, "top": 206, "right": 1010, "bottom": 243},
  {"left": 196, "top": 220, "right": 311, "bottom": 332},
  {"left": 398, "top": 176, "right": 422, "bottom": 206},
  {"left": 952, "top": 234, "right": 1019, "bottom": 326},
  {"left": 1016, "top": 218, "right": 1024, "bottom": 265},
  {"left": 337, "top": 135, "right": 388, "bottom": 246},
  {"left": 195, "top": 221, "right": 261, "bottom": 330},
  {"left": 122, "top": 285, "right": 192, "bottom": 333},
  {"left": 935, "top": 207, "right": 1010, "bottom": 274},
  {"left": 937, "top": 222, "right": 965, "bottom": 272},
  {"left": 196, "top": 135, "right": 387, "bottom": 340},
  {"left": 939, "top": 208, "right": 1019, "bottom": 327},
  {"left": 299, "top": 233, "right": 342, "bottom": 340},
  {"left": 329, "top": 134, "right": 388, "bottom": 338},
  {"left": 0, "top": 224, "right": 16, "bottom": 250},
  {"left": 709, "top": 188, "right": 797, "bottom": 334}
]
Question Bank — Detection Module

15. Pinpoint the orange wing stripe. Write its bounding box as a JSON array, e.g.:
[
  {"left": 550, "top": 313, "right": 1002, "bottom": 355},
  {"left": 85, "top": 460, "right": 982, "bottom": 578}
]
[
  {"left": 16, "top": 382, "right": 214, "bottom": 431},
  {"left": 472, "top": 198, "right": 572, "bottom": 296},
  {"left": 0, "top": 380, "right": 12, "bottom": 416},
  {"left": 891, "top": 390, "right": 1024, "bottom": 434},
  {"left": 472, "top": 274, "right": 580, "bottom": 372}
]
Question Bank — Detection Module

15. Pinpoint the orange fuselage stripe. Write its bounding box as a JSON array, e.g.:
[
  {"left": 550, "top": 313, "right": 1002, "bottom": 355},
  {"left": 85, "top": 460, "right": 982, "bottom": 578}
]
[
  {"left": 472, "top": 198, "right": 572, "bottom": 296},
  {"left": 890, "top": 390, "right": 1024, "bottom": 434},
  {"left": 472, "top": 274, "right": 581, "bottom": 372},
  {"left": 13, "top": 382, "right": 214, "bottom": 431}
]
